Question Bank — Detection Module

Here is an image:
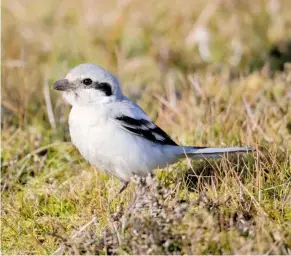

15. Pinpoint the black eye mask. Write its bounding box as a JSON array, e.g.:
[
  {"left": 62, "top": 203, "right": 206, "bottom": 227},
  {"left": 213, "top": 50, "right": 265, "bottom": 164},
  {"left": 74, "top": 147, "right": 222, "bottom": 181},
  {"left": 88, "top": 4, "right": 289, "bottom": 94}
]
[
  {"left": 93, "top": 82, "right": 113, "bottom": 96},
  {"left": 82, "top": 78, "right": 113, "bottom": 96}
]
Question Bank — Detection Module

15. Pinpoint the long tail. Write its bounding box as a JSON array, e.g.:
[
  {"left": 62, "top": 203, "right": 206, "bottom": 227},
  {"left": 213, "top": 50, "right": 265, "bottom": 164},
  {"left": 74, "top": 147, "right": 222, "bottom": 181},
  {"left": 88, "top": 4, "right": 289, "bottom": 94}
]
[{"left": 181, "top": 146, "right": 253, "bottom": 159}]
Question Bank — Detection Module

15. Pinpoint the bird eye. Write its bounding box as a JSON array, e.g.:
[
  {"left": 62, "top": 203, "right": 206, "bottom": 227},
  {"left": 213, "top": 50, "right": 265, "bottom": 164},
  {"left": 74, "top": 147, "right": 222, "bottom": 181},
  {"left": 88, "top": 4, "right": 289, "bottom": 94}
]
[{"left": 83, "top": 78, "right": 92, "bottom": 85}]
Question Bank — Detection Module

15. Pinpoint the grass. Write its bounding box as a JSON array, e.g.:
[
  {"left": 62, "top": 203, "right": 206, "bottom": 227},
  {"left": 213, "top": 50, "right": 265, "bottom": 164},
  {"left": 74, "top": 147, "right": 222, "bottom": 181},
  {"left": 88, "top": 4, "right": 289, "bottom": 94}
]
[{"left": 1, "top": 0, "right": 291, "bottom": 254}]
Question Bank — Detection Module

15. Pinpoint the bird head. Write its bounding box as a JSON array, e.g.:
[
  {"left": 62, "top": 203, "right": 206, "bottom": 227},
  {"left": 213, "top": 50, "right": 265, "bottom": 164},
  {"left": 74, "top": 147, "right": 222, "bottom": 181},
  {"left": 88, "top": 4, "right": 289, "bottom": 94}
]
[{"left": 53, "top": 63, "right": 123, "bottom": 106}]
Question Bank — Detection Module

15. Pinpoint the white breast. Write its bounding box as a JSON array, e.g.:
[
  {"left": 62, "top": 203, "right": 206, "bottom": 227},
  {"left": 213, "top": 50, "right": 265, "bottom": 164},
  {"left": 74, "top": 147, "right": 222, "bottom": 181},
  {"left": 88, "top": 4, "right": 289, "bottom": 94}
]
[{"left": 69, "top": 105, "right": 109, "bottom": 168}]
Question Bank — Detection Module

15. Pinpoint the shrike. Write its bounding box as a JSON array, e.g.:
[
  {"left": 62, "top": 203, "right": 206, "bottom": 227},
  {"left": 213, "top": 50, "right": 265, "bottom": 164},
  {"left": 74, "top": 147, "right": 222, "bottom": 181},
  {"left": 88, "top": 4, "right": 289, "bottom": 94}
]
[{"left": 53, "top": 63, "right": 252, "bottom": 192}]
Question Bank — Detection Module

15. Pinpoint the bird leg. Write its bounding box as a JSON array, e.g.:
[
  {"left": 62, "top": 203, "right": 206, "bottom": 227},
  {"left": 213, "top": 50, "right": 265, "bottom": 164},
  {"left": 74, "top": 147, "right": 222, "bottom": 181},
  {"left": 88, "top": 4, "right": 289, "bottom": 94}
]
[
  {"left": 108, "top": 181, "right": 129, "bottom": 204},
  {"left": 116, "top": 181, "right": 129, "bottom": 194}
]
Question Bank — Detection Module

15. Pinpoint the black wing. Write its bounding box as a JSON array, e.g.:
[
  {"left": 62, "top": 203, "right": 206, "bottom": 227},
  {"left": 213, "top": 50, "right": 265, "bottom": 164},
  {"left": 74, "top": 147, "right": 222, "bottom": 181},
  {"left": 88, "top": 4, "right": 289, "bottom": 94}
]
[{"left": 115, "top": 115, "right": 178, "bottom": 146}]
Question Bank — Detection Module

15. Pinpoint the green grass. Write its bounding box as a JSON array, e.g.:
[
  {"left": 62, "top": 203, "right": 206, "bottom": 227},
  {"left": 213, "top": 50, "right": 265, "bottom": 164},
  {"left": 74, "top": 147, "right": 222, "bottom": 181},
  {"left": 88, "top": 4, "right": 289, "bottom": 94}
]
[{"left": 1, "top": 0, "right": 291, "bottom": 254}]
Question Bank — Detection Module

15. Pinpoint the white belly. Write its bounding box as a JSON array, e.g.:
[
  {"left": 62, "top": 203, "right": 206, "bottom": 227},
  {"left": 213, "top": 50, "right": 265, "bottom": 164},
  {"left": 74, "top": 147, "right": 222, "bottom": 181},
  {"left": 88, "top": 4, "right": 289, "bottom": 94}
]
[{"left": 68, "top": 106, "right": 176, "bottom": 182}]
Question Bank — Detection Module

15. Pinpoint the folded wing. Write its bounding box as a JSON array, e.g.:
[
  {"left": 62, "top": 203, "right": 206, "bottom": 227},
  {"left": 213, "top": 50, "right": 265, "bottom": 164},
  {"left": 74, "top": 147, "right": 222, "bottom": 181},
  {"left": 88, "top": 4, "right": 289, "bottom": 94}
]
[{"left": 115, "top": 115, "right": 178, "bottom": 146}]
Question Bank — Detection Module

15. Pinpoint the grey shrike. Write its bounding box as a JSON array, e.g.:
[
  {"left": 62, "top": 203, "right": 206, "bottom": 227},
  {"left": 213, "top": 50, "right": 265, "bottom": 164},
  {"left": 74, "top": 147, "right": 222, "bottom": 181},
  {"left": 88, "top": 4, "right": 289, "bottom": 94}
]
[{"left": 53, "top": 63, "right": 252, "bottom": 192}]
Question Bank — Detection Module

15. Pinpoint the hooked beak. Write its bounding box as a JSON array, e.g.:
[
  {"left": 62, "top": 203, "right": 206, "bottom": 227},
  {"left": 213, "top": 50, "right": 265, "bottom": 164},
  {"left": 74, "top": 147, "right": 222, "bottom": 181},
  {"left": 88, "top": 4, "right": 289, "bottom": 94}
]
[{"left": 53, "top": 79, "right": 75, "bottom": 91}]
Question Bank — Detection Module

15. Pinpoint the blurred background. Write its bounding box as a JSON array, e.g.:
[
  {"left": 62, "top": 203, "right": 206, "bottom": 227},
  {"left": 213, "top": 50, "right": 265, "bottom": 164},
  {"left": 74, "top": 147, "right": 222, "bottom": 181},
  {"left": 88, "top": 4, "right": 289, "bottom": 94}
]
[
  {"left": 2, "top": 0, "right": 291, "bottom": 133},
  {"left": 2, "top": 0, "right": 291, "bottom": 254}
]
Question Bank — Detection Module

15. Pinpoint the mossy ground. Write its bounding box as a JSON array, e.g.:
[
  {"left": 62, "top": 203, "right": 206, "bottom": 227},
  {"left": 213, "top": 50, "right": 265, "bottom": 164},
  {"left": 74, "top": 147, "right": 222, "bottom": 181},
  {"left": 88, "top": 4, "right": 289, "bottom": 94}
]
[{"left": 1, "top": 0, "right": 291, "bottom": 254}]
